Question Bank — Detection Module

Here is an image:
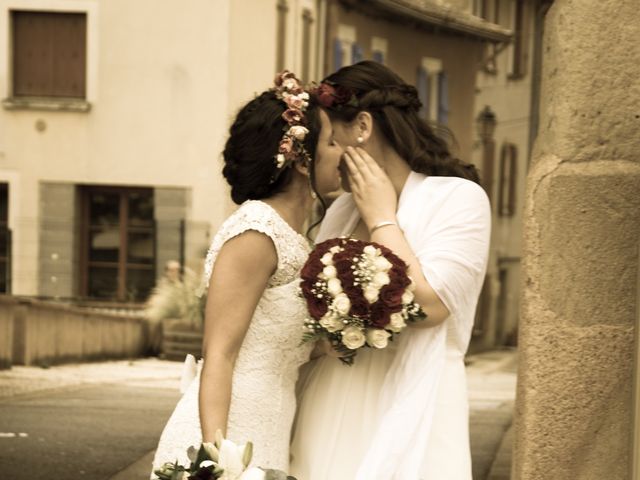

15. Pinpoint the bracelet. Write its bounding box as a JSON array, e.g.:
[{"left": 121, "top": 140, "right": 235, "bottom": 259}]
[{"left": 370, "top": 220, "right": 397, "bottom": 234}]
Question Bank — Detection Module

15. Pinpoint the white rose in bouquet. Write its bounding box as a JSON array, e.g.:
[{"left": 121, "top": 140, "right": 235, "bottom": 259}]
[
  {"left": 333, "top": 293, "right": 351, "bottom": 316},
  {"left": 366, "top": 329, "right": 392, "bottom": 349},
  {"left": 389, "top": 312, "right": 407, "bottom": 333},
  {"left": 327, "top": 278, "right": 343, "bottom": 296},
  {"left": 401, "top": 289, "right": 415, "bottom": 304},
  {"left": 320, "top": 313, "right": 345, "bottom": 332},
  {"left": 341, "top": 326, "right": 366, "bottom": 350},
  {"left": 364, "top": 286, "right": 380, "bottom": 303}
]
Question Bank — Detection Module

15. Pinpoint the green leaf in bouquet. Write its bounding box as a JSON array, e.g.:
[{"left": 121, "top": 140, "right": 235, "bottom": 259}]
[
  {"left": 300, "top": 331, "right": 323, "bottom": 345},
  {"left": 153, "top": 460, "right": 186, "bottom": 480},
  {"left": 242, "top": 441, "right": 254, "bottom": 468}
]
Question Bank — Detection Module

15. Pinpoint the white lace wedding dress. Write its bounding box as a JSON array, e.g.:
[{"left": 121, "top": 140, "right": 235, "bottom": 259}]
[{"left": 150, "top": 200, "right": 313, "bottom": 477}]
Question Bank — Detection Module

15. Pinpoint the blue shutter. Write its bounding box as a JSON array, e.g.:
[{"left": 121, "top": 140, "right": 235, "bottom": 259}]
[
  {"left": 416, "top": 66, "right": 430, "bottom": 120},
  {"left": 372, "top": 50, "right": 384, "bottom": 64},
  {"left": 352, "top": 43, "right": 364, "bottom": 64},
  {"left": 437, "top": 71, "right": 449, "bottom": 125},
  {"left": 333, "top": 39, "right": 343, "bottom": 71}
]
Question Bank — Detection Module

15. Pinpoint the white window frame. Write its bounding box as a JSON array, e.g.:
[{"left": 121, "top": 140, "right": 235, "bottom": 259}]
[
  {"left": 0, "top": 0, "right": 99, "bottom": 106},
  {"left": 421, "top": 57, "right": 442, "bottom": 121},
  {"left": 337, "top": 23, "right": 356, "bottom": 68},
  {"left": 371, "top": 36, "right": 387, "bottom": 64}
]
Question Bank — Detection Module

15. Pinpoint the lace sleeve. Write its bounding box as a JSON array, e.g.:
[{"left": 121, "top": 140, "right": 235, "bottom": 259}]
[{"left": 197, "top": 203, "right": 280, "bottom": 296}]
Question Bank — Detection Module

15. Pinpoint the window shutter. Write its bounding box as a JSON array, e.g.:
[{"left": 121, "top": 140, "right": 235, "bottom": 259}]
[
  {"left": 437, "top": 71, "right": 449, "bottom": 125},
  {"left": 372, "top": 50, "right": 384, "bottom": 64},
  {"left": 351, "top": 43, "right": 364, "bottom": 64},
  {"left": 333, "top": 38, "right": 343, "bottom": 71},
  {"left": 416, "top": 66, "right": 430, "bottom": 120},
  {"left": 12, "top": 11, "right": 86, "bottom": 98}
]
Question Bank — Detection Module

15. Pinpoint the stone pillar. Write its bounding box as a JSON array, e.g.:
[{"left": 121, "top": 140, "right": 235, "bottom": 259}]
[{"left": 514, "top": 1, "right": 640, "bottom": 479}]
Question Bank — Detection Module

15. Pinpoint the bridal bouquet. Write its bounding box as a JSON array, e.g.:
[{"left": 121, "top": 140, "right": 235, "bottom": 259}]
[
  {"left": 154, "top": 431, "right": 296, "bottom": 480},
  {"left": 300, "top": 238, "right": 426, "bottom": 364}
]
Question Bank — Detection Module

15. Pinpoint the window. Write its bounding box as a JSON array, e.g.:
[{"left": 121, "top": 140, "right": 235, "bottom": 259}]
[
  {"left": 498, "top": 143, "right": 518, "bottom": 216},
  {"left": 80, "top": 187, "right": 155, "bottom": 302},
  {"left": 301, "top": 9, "right": 313, "bottom": 82},
  {"left": 0, "top": 184, "right": 10, "bottom": 293},
  {"left": 276, "top": 0, "right": 288, "bottom": 73},
  {"left": 508, "top": 0, "right": 530, "bottom": 79},
  {"left": 333, "top": 24, "right": 356, "bottom": 70},
  {"left": 416, "top": 58, "right": 448, "bottom": 124},
  {"left": 351, "top": 44, "right": 364, "bottom": 64},
  {"left": 371, "top": 37, "right": 387, "bottom": 64},
  {"left": 11, "top": 10, "right": 86, "bottom": 98}
]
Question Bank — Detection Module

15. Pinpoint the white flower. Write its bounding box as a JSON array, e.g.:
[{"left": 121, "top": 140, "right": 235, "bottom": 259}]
[
  {"left": 300, "top": 91, "right": 310, "bottom": 100},
  {"left": 371, "top": 271, "right": 391, "bottom": 289},
  {"left": 320, "top": 313, "right": 345, "bottom": 332},
  {"left": 401, "top": 289, "right": 414, "bottom": 304},
  {"left": 288, "top": 125, "right": 309, "bottom": 141},
  {"left": 366, "top": 328, "right": 392, "bottom": 349},
  {"left": 327, "top": 277, "right": 343, "bottom": 296},
  {"left": 333, "top": 293, "right": 351, "bottom": 316},
  {"left": 320, "top": 252, "right": 334, "bottom": 266},
  {"left": 329, "top": 246, "right": 342, "bottom": 254},
  {"left": 218, "top": 439, "right": 248, "bottom": 480},
  {"left": 275, "top": 154, "right": 286, "bottom": 168},
  {"left": 323, "top": 265, "right": 337, "bottom": 279},
  {"left": 389, "top": 312, "right": 407, "bottom": 333},
  {"left": 202, "top": 442, "right": 219, "bottom": 462},
  {"left": 283, "top": 78, "right": 298, "bottom": 90},
  {"left": 240, "top": 468, "right": 266, "bottom": 480},
  {"left": 363, "top": 245, "right": 377, "bottom": 256},
  {"left": 364, "top": 285, "right": 380, "bottom": 303},
  {"left": 373, "top": 256, "right": 393, "bottom": 271},
  {"left": 341, "top": 326, "right": 366, "bottom": 350}
]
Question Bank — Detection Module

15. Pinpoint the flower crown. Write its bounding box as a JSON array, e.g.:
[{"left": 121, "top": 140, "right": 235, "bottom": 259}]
[
  {"left": 312, "top": 81, "right": 359, "bottom": 109},
  {"left": 271, "top": 71, "right": 311, "bottom": 182}
]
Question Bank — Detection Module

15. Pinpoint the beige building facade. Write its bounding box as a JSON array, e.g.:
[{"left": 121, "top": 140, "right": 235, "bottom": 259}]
[
  {"left": 0, "top": 0, "right": 325, "bottom": 301},
  {"left": 469, "top": 0, "right": 542, "bottom": 351}
]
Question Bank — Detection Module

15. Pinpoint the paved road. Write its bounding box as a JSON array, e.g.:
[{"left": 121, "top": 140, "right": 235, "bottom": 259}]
[
  {"left": 0, "top": 383, "right": 180, "bottom": 480},
  {"left": 0, "top": 351, "right": 517, "bottom": 480}
]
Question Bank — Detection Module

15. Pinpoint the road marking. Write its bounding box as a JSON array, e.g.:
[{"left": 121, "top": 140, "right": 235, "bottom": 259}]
[{"left": 0, "top": 432, "right": 28, "bottom": 438}]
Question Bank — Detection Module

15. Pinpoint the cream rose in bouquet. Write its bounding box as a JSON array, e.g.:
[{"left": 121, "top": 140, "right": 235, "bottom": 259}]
[{"left": 300, "top": 238, "right": 426, "bottom": 365}]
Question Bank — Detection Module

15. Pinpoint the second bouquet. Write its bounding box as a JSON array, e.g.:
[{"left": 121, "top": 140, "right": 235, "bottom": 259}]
[{"left": 300, "top": 237, "right": 426, "bottom": 364}]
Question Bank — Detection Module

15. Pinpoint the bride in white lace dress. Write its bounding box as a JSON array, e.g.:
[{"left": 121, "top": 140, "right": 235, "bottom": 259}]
[{"left": 150, "top": 72, "right": 342, "bottom": 476}]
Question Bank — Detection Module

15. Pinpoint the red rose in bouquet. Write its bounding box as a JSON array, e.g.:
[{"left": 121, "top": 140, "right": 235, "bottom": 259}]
[{"left": 300, "top": 238, "right": 426, "bottom": 365}]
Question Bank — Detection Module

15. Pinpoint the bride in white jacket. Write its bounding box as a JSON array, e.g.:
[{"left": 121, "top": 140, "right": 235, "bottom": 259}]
[{"left": 290, "top": 61, "right": 491, "bottom": 480}]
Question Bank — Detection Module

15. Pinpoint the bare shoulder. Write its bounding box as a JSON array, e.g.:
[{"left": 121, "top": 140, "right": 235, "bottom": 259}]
[{"left": 215, "top": 229, "right": 278, "bottom": 276}]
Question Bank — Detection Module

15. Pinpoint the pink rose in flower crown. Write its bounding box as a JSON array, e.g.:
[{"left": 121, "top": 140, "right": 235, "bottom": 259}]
[
  {"left": 282, "top": 108, "right": 303, "bottom": 124},
  {"left": 279, "top": 136, "right": 294, "bottom": 155},
  {"left": 300, "top": 238, "right": 427, "bottom": 365},
  {"left": 274, "top": 70, "right": 297, "bottom": 87}
]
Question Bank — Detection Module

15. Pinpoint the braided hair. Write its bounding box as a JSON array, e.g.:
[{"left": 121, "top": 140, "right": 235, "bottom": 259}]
[
  {"left": 222, "top": 90, "right": 321, "bottom": 204},
  {"left": 321, "top": 61, "right": 480, "bottom": 183}
]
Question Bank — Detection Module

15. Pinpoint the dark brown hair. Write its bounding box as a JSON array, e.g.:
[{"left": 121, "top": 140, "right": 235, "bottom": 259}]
[
  {"left": 222, "top": 90, "right": 322, "bottom": 204},
  {"left": 322, "top": 61, "right": 480, "bottom": 183}
]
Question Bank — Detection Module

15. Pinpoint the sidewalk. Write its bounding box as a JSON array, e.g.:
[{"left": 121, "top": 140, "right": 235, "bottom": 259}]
[
  {"left": 467, "top": 348, "right": 518, "bottom": 480},
  {"left": 0, "top": 349, "right": 517, "bottom": 479}
]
